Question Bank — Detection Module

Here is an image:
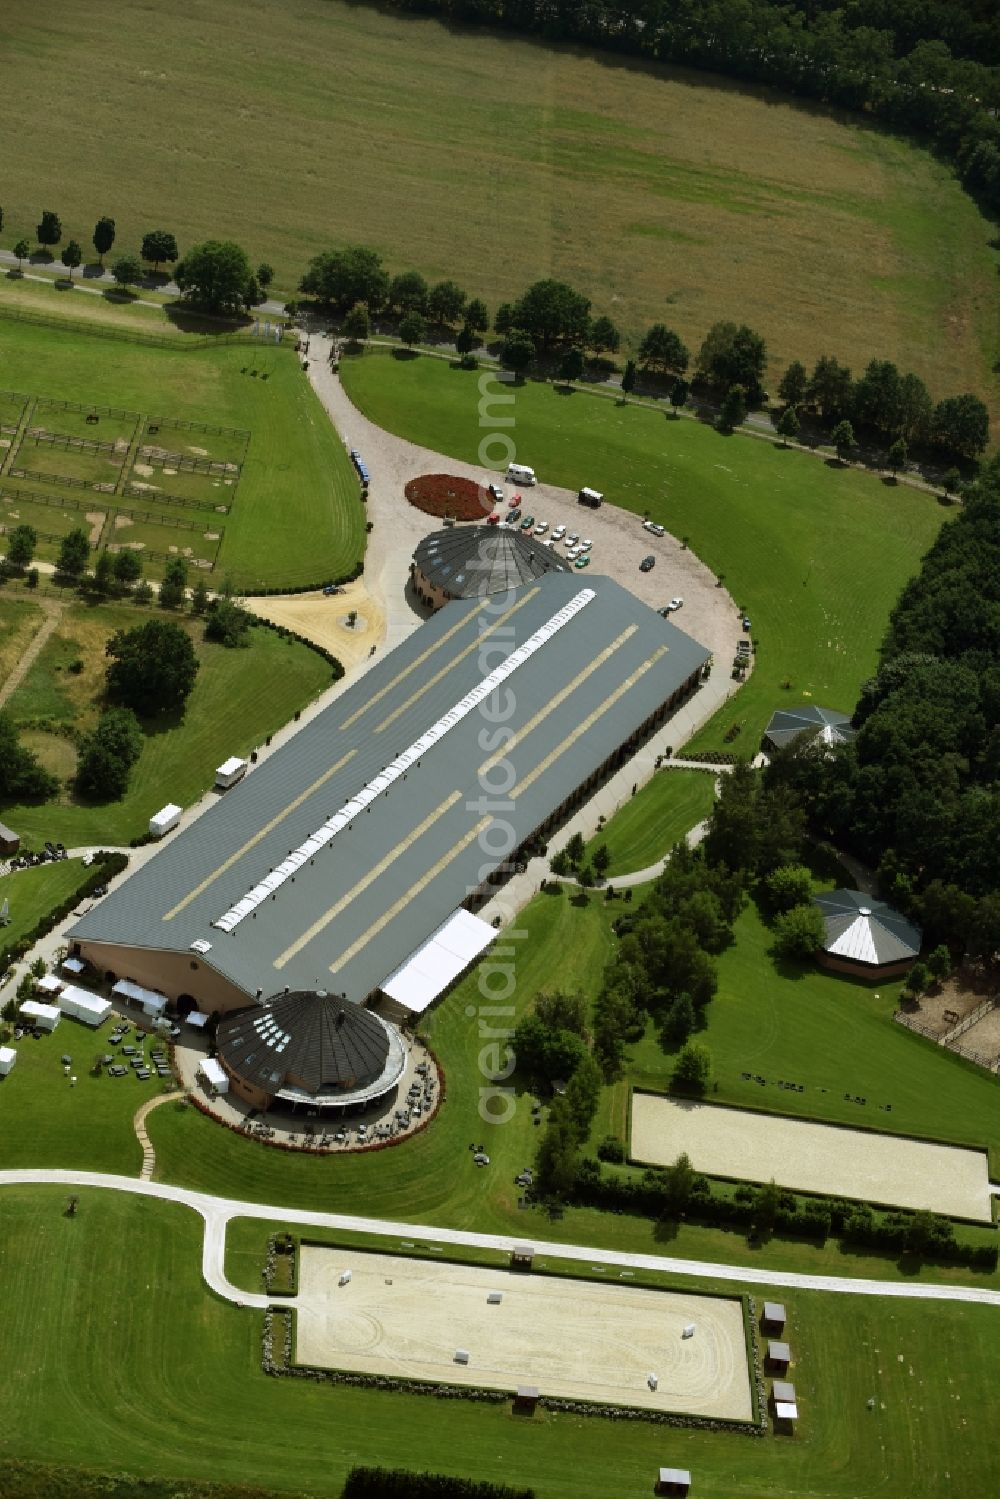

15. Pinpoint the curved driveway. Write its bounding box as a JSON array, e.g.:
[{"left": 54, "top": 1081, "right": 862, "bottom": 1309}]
[{"left": 3, "top": 1169, "right": 998, "bottom": 1310}]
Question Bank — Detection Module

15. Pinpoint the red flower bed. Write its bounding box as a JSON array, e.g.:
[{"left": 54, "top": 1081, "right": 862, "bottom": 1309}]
[{"left": 405, "top": 473, "right": 492, "bottom": 522}]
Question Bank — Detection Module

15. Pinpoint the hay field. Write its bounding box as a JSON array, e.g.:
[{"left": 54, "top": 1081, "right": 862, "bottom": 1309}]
[
  {"left": 295, "top": 1247, "right": 753, "bottom": 1418},
  {"left": 2, "top": 0, "right": 996, "bottom": 404},
  {"left": 631, "top": 1094, "right": 994, "bottom": 1223}
]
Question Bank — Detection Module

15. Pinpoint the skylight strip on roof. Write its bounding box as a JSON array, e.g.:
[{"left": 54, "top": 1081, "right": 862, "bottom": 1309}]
[{"left": 212, "top": 587, "right": 595, "bottom": 932}]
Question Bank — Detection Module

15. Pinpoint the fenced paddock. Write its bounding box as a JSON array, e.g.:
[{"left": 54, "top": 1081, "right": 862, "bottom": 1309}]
[
  {"left": 630, "top": 1093, "right": 994, "bottom": 1223},
  {"left": 294, "top": 1248, "right": 753, "bottom": 1418}
]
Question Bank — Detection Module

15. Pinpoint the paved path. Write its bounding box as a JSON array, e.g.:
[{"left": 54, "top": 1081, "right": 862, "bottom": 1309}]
[
  {"left": 0, "top": 249, "right": 284, "bottom": 315},
  {"left": 132, "top": 1092, "right": 181, "bottom": 1181},
  {"left": 1, "top": 1170, "right": 998, "bottom": 1310}
]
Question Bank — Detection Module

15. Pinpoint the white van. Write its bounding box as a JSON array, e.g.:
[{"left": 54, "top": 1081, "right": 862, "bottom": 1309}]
[
  {"left": 578, "top": 487, "right": 604, "bottom": 507},
  {"left": 505, "top": 463, "right": 537, "bottom": 486}
]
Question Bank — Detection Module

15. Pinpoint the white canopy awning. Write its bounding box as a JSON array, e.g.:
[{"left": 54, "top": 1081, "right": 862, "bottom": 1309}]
[
  {"left": 380, "top": 909, "right": 495, "bottom": 1014},
  {"left": 36, "top": 974, "right": 63, "bottom": 994},
  {"left": 112, "top": 979, "right": 168, "bottom": 1015},
  {"left": 198, "top": 1057, "right": 229, "bottom": 1092},
  {"left": 187, "top": 1011, "right": 210, "bottom": 1029},
  {"left": 62, "top": 956, "right": 85, "bottom": 974},
  {"left": 58, "top": 985, "right": 112, "bottom": 1024},
  {"left": 775, "top": 1400, "right": 798, "bottom": 1421}
]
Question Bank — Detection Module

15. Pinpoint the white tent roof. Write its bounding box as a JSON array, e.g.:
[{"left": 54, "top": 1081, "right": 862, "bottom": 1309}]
[
  {"left": 150, "top": 803, "right": 182, "bottom": 828},
  {"left": 216, "top": 757, "right": 247, "bottom": 777},
  {"left": 36, "top": 974, "right": 63, "bottom": 994},
  {"left": 0, "top": 1045, "right": 16, "bottom": 1065},
  {"left": 62, "top": 956, "right": 85, "bottom": 974},
  {"left": 198, "top": 1056, "right": 228, "bottom": 1088},
  {"left": 187, "top": 1010, "right": 211, "bottom": 1029},
  {"left": 19, "top": 1000, "right": 60, "bottom": 1021},
  {"left": 380, "top": 909, "right": 496, "bottom": 1013},
  {"left": 775, "top": 1400, "right": 798, "bottom": 1420},
  {"left": 112, "top": 978, "right": 168, "bottom": 1014},
  {"left": 59, "top": 985, "right": 112, "bottom": 1019}
]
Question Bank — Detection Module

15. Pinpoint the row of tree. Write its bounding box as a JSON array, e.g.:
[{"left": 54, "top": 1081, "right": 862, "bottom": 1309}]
[
  {"left": 1, "top": 206, "right": 274, "bottom": 314},
  {"left": 318, "top": 251, "right": 988, "bottom": 461},
  {"left": 382, "top": 0, "right": 1000, "bottom": 219}
]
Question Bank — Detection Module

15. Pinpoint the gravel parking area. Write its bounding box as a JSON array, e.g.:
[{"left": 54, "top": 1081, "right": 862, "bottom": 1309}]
[
  {"left": 631, "top": 1094, "right": 993, "bottom": 1222},
  {"left": 295, "top": 1247, "right": 752, "bottom": 1417}
]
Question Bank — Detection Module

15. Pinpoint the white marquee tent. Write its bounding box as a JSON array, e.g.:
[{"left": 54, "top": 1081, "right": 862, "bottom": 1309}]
[
  {"left": 197, "top": 1057, "right": 229, "bottom": 1095},
  {"left": 380, "top": 909, "right": 496, "bottom": 1014},
  {"left": 112, "top": 979, "right": 168, "bottom": 1016},
  {"left": 19, "top": 999, "right": 61, "bottom": 1031},
  {"left": 57, "top": 984, "right": 112, "bottom": 1028},
  {"left": 0, "top": 1045, "right": 17, "bottom": 1076}
]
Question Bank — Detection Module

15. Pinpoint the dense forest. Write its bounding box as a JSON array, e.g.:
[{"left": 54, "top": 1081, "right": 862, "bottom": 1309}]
[
  {"left": 765, "top": 453, "right": 1000, "bottom": 952},
  {"left": 387, "top": 0, "right": 1000, "bottom": 216}
]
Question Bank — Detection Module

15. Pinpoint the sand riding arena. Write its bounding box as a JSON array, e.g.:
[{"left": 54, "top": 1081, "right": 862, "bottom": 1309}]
[
  {"left": 293, "top": 1247, "right": 753, "bottom": 1418},
  {"left": 630, "top": 1093, "right": 994, "bottom": 1223}
]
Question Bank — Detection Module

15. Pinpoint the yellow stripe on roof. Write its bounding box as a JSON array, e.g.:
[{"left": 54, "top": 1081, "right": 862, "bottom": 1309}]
[{"left": 162, "top": 750, "right": 357, "bottom": 922}]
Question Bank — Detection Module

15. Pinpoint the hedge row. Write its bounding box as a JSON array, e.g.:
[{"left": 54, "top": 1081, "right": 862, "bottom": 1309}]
[
  {"left": 236, "top": 556, "right": 365, "bottom": 598},
  {"left": 574, "top": 1161, "right": 998, "bottom": 1271},
  {"left": 344, "top": 1470, "right": 534, "bottom": 1499},
  {"left": 0, "top": 850, "right": 128, "bottom": 974}
]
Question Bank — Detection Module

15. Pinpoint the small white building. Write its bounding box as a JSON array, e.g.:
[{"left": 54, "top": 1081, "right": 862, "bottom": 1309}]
[
  {"left": 0, "top": 1045, "right": 17, "bottom": 1076},
  {"left": 215, "top": 756, "right": 248, "bottom": 790},
  {"left": 148, "top": 803, "right": 183, "bottom": 838},
  {"left": 35, "top": 974, "right": 63, "bottom": 997},
  {"left": 197, "top": 1056, "right": 229, "bottom": 1096},
  {"left": 19, "top": 999, "right": 61, "bottom": 1031}
]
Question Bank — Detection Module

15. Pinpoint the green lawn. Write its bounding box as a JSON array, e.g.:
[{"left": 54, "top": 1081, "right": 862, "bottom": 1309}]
[
  {"left": 0, "top": 1009, "right": 156, "bottom": 1177},
  {"left": 0, "top": 858, "right": 93, "bottom": 951},
  {"left": 340, "top": 354, "right": 943, "bottom": 753},
  {"left": 0, "top": 600, "right": 333, "bottom": 845},
  {"left": 1, "top": 1188, "right": 999, "bottom": 1497},
  {"left": 0, "top": 307, "right": 365, "bottom": 589},
  {"left": 585, "top": 768, "right": 718, "bottom": 875},
  {"left": 624, "top": 900, "right": 1000, "bottom": 1174},
  {"left": 1, "top": 0, "right": 997, "bottom": 413}
]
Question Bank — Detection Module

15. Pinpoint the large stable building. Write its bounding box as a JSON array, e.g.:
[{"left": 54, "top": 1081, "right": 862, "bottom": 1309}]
[{"left": 70, "top": 575, "right": 708, "bottom": 1036}]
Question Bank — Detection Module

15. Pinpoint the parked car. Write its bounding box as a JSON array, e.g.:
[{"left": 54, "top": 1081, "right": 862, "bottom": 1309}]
[
  {"left": 668, "top": 597, "right": 684, "bottom": 611},
  {"left": 640, "top": 555, "right": 656, "bottom": 572},
  {"left": 520, "top": 515, "right": 535, "bottom": 530},
  {"left": 643, "top": 520, "right": 665, "bottom": 536},
  {"left": 486, "top": 511, "right": 500, "bottom": 525},
  {"left": 742, "top": 616, "right": 752, "bottom": 631},
  {"left": 488, "top": 482, "right": 504, "bottom": 502},
  {"left": 508, "top": 493, "right": 521, "bottom": 507},
  {"left": 579, "top": 538, "right": 593, "bottom": 551},
  {"left": 322, "top": 584, "right": 344, "bottom": 596},
  {"left": 508, "top": 506, "right": 521, "bottom": 522},
  {"left": 574, "top": 555, "right": 591, "bottom": 569},
  {"left": 565, "top": 533, "right": 579, "bottom": 547},
  {"left": 552, "top": 524, "right": 566, "bottom": 540},
  {"left": 533, "top": 520, "right": 548, "bottom": 535}
]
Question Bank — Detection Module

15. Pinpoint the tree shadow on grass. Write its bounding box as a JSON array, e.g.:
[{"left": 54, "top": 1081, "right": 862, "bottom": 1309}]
[{"left": 164, "top": 304, "right": 252, "bottom": 336}]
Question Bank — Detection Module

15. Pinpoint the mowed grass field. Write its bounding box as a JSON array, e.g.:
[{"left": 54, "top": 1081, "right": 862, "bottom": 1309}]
[
  {"left": 341, "top": 354, "right": 943, "bottom": 751},
  {"left": 1, "top": 1, "right": 997, "bottom": 406},
  {"left": 0, "top": 599, "right": 333, "bottom": 846},
  {"left": 1, "top": 1188, "right": 999, "bottom": 1497},
  {"left": 0, "top": 305, "right": 365, "bottom": 588},
  {"left": 584, "top": 767, "right": 718, "bottom": 875}
]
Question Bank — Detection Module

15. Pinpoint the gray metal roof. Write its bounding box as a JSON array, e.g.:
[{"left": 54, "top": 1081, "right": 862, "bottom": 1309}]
[
  {"left": 217, "top": 990, "right": 397, "bottom": 1101},
  {"left": 765, "top": 704, "right": 856, "bottom": 751},
  {"left": 413, "top": 524, "right": 570, "bottom": 598},
  {"left": 814, "top": 889, "right": 921, "bottom": 966},
  {"left": 70, "top": 575, "right": 708, "bottom": 1003}
]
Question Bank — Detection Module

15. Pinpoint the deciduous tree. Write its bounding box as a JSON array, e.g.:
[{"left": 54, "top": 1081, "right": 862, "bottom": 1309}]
[
  {"left": 500, "top": 329, "right": 535, "bottom": 375},
  {"left": 638, "top": 323, "right": 689, "bottom": 374},
  {"left": 56, "top": 527, "right": 91, "bottom": 578},
  {"left": 112, "top": 254, "right": 143, "bottom": 293},
  {"left": 343, "top": 302, "right": 370, "bottom": 341},
  {"left": 299, "top": 245, "right": 389, "bottom": 312},
  {"left": 141, "top": 229, "right": 179, "bottom": 272},
  {"left": 12, "top": 239, "right": 30, "bottom": 272},
  {"left": 92, "top": 216, "right": 116, "bottom": 265},
  {"left": 36, "top": 210, "right": 62, "bottom": 254},
  {"left": 6, "top": 525, "right": 37, "bottom": 569},
  {"left": 398, "top": 311, "right": 426, "bottom": 347},
  {"left": 777, "top": 360, "right": 808, "bottom": 407},
  {"left": 174, "top": 240, "right": 255, "bottom": 315},
  {"left": 75, "top": 708, "right": 144, "bottom": 801},
  {"left": 427, "top": 280, "right": 466, "bottom": 326},
  {"left": 671, "top": 1041, "right": 711, "bottom": 1095},
  {"left": 62, "top": 239, "right": 82, "bottom": 281},
  {"left": 105, "top": 619, "right": 199, "bottom": 716}
]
